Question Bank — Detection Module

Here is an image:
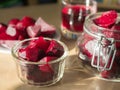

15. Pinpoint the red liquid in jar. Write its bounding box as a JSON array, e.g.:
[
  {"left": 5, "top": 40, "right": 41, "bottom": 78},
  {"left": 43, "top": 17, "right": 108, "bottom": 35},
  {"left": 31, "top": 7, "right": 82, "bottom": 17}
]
[{"left": 61, "top": 5, "right": 91, "bottom": 32}]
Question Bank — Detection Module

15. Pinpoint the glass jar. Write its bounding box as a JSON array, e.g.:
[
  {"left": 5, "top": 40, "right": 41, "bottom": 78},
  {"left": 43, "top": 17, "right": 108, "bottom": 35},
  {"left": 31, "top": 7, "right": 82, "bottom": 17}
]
[
  {"left": 77, "top": 13, "right": 120, "bottom": 82},
  {"left": 61, "top": 0, "right": 97, "bottom": 39},
  {"left": 11, "top": 37, "right": 68, "bottom": 87}
]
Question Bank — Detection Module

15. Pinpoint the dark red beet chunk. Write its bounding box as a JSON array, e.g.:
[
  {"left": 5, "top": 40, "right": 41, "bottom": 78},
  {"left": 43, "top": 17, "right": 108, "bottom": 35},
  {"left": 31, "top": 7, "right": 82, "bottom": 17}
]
[
  {"left": 27, "top": 17, "right": 56, "bottom": 38},
  {"left": 46, "top": 40, "right": 64, "bottom": 57},
  {"left": 93, "top": 10, "right": 117, "bottom": 28},
  {"left": 0, "top": 25, "right": 20, "bottom": 40},
  {"left": 100, "top": 61, "right": 119, "bottom": 79},
  {"left": 8, "top": 18, "right": 20, "bottom": 26},
  {"left": 27, "top": 25, "right": 41, "bottom": 38},
  {"left": 39, "top": 56, "right": 57, "bottom": 72},
  {"left": 0, "top": 23, "right": 7, "bottom": 34},
  {"left": 16, "top": 16, "right": 35, "bottom": 31},
  {"left": 35, "top": 17, "right": 56, "bottom": 37},
  {"left": 30, "top": 36, "right": 50, "bottom": 52},
  {"left": 19, "top": 46, "right": 40, "bottom": 62}
]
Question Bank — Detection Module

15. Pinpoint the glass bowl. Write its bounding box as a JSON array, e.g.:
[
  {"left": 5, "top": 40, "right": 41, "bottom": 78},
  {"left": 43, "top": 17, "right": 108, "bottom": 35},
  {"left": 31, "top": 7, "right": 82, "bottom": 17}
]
[{"left": 11, "top": 37, "right": 68, "bottom": 87}]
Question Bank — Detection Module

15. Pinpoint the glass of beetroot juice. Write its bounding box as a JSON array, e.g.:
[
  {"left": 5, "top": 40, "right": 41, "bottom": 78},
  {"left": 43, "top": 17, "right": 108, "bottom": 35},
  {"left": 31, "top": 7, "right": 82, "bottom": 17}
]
[
  {"left": 61, "top": 0, "right": 97, "bottom": 39},
  {"left": 77, "top": 10, "right": 120, "bottom": 82},
  {"left": 11, "top": 37, "right": 68, "bottom": 87}
]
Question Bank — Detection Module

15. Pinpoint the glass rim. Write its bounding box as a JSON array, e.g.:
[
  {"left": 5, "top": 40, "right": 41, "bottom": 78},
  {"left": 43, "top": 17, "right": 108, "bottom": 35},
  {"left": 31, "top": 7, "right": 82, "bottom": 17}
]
[
  {"left": 62, "top": 0, "right": 97, "bottom": 6},
  {"left": 11, "top": 37, "right": 68, "bottom": 65},
  {"left": 85, "top": 12, "right": 120, "bottom": 32},
  {"left": 84, "top": 12, "right": 120, "bottom": 41}
]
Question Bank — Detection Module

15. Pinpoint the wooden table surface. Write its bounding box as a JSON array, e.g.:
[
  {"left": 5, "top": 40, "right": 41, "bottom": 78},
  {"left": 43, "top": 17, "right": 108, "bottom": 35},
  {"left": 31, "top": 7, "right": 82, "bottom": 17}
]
[{"left": 0, "top": 3, "right": 120, "bottom": 90}]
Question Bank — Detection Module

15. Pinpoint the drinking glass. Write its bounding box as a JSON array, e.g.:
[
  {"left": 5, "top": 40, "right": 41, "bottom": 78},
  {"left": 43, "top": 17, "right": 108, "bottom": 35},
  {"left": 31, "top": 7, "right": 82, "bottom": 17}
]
[{"left": 61, "top": 0, "right": 97, "bottom": 39}]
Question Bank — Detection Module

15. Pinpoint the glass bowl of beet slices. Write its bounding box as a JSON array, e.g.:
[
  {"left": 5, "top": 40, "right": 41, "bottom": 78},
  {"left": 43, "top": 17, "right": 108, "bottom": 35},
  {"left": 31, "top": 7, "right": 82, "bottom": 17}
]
[
  {"left": 11, "top": 36, "right": 68, "bottom": 86},
  {"left": 0, "top": 16, "right": 61, "bottom": 52},
  {"left": 77, "top": 10, "right": 120, "bottom": 82}
]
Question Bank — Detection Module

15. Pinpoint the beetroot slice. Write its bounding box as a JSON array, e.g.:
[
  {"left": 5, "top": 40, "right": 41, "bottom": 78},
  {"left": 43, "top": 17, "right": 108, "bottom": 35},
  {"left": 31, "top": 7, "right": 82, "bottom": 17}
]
[
  {"left": 35, "top": 17, "right": 56, "bottom": 36},
  {"left": 0, "top": 23, "right": 7, "bottom": 34},
  {"left": 100, "top": 61, "right": 118, "bottom": 79},
  {"left": 18, "top": 37, "right": 49, "bottom": 62},
  {"left": 113, "top": 21, "right": 120, "bottom": 30},
  {"left": 16, "top": 16, "right": 35, "bottom": 31},
  {"left": 39, "top": 56, "right": 57, "bottom": 72},
  {"left": 0, "top": 25, "right": 20, "bottom": 40},
  {"left": 19, "top": 46, "right": 40, "bottom": 62},
  {"left": 19, "top": 47, "right": 46, "bottom": 62},
  {"left": 33, "top": 36, "right": 50, "bottom": 52},
  {"left": 21, "top": 16, "right": 35, "bottom": 27},
  {"left": 93, "top": 10, "right": 117, "bottom": 28},
  {"left": 26, "top": 65, "right": 54, "bottom": 83},
  {"left": 46, "top": 40, "right": 64, "bottom": 57},
  {"left": 0, "top": 32, "right": 14, "bottom": 40},
  {"left": 27, "top": 25, "right": 41, "bottom": 38},
  {"left": 8, "top": 18, "right": 20, "bottom": 26}
]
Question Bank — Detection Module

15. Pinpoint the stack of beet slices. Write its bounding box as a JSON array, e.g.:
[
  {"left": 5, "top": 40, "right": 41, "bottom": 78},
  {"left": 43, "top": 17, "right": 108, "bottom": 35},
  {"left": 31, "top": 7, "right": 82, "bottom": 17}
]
[{"left": 0, "top": 16, "right": 57, "bottom": 48}]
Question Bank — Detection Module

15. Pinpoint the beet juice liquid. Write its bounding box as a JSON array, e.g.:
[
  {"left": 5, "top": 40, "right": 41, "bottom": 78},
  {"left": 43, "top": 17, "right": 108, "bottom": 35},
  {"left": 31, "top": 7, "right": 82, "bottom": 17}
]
[{"left": 61, "top": 5, "right": 92, "bottom": 32}]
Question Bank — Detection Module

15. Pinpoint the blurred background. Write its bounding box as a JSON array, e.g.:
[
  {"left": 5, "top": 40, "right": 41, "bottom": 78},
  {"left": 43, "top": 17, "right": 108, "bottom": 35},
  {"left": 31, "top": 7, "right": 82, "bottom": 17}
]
[
  {"left": 0, "top": 0, "right": 120, "bottom": 11},
  {"left": 0, "top": 0, "right": 57, "bottom": 8}
]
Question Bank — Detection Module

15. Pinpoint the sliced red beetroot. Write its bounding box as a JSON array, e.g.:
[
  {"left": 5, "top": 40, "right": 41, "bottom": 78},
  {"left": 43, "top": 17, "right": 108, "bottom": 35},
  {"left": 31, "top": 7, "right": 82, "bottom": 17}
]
[
  {"left": 21, "top": 16, "right": 35, "bottom": 27},
  {"left": 16, "top": 21, "right": 26, "bottom": 31},
  {"left": 46, "top": 40, "right": 64, "bottom": 57},
  {"left": 110, "top": 21, "right": 120, "bottom": 48},
  {"left": 40, "top": 71, "right": 54, "bottom": 82},
  {"left": 101, "top": 70, "right": 114, "bottom": 79},
  {"left": 32, "top": 37, "right": 50, "bottom": 52},
  {"left": 18, "top": 48, "right": 27, "bottom": 59},
  {"left": 81, "top": 39, "right": 96, "bottom": 59},
  {"left": 79, "top": 35, "right": 93, "bottom": 60},
  {"left": 39, "top": 56, "right": 57, "bottom": 72},
  {"left": 16, "top": 16, "right": 35, "bottom": 31},
  {"left": 27, "top": 25, "right": 41, "bottom": 38},
  {"left": 8, "top": 18, "right": 20, "bottom": 26},
  {"left": 26, "top": 44, "right": 46, "bottom": 62},
  {"left": 80, "top": 38, "right": 106, "bottom": 66},
  {"left": 102, "top": 30, "right": 120, "bottom": 43},
  {"left": 80, "top": 46, "right": 92, "bottom": 59},
  {"left": 112, "top": 21, "right": 120, "bottom": 30},
  {"left": 100, "top": 61, "right": 118, "bottom": 79},
  {"left": 6, "top": 25, "right": 20, "bottom": 40},
  {"left": 27, "top": 70, "right": 53, "bottom": 83},
  {"left": 25, "top": 56, "right": 56, "bottom": 83},
  {"left": 83, "top": 33, "right": 94, "bottom": 42},
  {"left": 116, "top": 50, "right": 120, "bottom": 59},
  {"left": 0, "top": 23, "right": 7, "bottom": 34},
  {"left": 0, "top": 32, "right": 14, "bottom": 40},
  {"left": 19, "top": 45, "right": 46, "bottom": 62},
  {"left": 35, "top": 17, "right": 56, "bottom": 36},
  {"left": 101, "top": 22, "right": 120, "bottom": 47},
  {"left": 26, "top": 65, "right": 42, "bottom": 83},
  {"left": 28, "top": 47, "right": 40, "bottom": 62},
  {"left": 93, "top": 10, "right": 117, "bottom": 28},
  {"left": 18, "top": 35, "right": 25, "bottom": 40},
  {"left": 19, "top": 29, "right": 29, "bottom": 39},
  {"left": 0, "top": 25, "right": 20, "bottom": 40},
  {"left": 19, "top": 45, "right": 40, "bottom": 62}
]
